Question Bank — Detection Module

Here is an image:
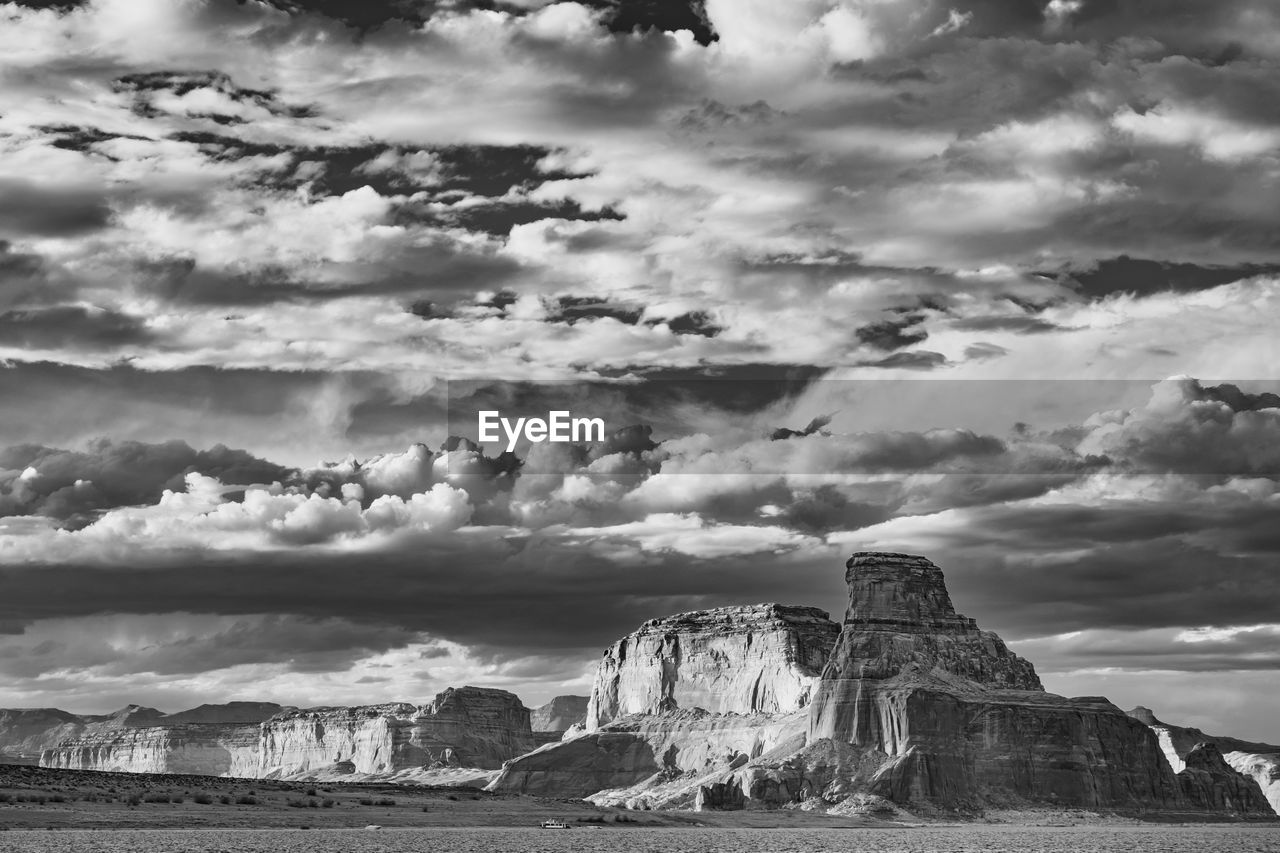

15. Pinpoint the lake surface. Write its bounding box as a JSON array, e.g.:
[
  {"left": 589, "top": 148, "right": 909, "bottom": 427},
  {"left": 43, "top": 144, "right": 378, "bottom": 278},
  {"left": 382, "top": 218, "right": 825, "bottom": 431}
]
[{"left": 2, "top": 826, "right": 1279, "bottom": 853}]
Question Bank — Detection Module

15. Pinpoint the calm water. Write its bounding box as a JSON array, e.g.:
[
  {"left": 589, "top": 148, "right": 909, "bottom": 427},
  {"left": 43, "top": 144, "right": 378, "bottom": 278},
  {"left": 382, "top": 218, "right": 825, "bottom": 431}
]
[{"left": 1, "top": 827, "right": 1279, "bottom": 853}]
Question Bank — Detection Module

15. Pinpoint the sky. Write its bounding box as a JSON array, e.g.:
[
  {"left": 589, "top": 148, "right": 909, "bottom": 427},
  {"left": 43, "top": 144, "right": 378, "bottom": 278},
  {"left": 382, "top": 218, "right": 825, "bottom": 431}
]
[{"left": 1, "top": 0, "right": 1280, "bottom": 741}]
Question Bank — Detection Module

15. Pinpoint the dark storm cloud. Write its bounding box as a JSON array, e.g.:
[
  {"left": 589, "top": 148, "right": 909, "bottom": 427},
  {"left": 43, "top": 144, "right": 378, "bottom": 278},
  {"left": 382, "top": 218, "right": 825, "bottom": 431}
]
[
  {"left": 403, "top": 199, "right": 625, "bottom": 237},
  {"left": 907, "top": 508, "right": 1280, "bottom": 642},
  {"left": 544, "top": 296, "right": 643, "bottom": 326},
  {"left": 857, "top": 351, "right": 949, "bottom": 371},
  {"left": 0, "top": 179, "right": 111, "bottom": 238},
  {"left": 0, "top": 361, "right": 381, "bottom": 463},
  {"left": 855, "top": 315, "right": 929, "bottom": 351},
  {"left": 0, "top": 615, "right": 419, "bottom": 679},
  {"left": 951, "top": 315, "right": 1063, "bottom": 334},
  {"left": 0, "top": 538, "right": 844, "bottom": 660},
  {"left": 1058, "top": 257, "right": 1280, "bottom": 298},
  {"left": 0, "top": 439, "right": 290, "bottom": 522},
  {"left": 135, "top": 240, "right": 524, "bottom": 305},
  {"left": 0, "top": 305, "right": 154, "bottom": 350}
]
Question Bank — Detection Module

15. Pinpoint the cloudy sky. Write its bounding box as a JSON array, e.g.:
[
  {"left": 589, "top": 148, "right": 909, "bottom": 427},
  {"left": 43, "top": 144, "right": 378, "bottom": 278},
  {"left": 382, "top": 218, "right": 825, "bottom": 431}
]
[{"left": 2, "top": 0, "right": 1280, "bottom": 742}]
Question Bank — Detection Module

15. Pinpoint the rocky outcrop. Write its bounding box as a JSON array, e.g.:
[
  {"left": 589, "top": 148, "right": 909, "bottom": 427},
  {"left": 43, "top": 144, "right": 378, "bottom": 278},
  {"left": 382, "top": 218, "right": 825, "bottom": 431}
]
[
  {"left": 256, "top": 687, "right": 535, "bottom": 777},
  {"left": 586, "top": 604, "right": 840, "bottom": 729},
  {"left": 491, "top": 552, "right": 1276, "bottom": 819},
  {"left": 1128, "top": 706, "right": 1280, "bottom": 815},
  {"left": 530, "top": 696, "right": 589, "bottom": 733}
]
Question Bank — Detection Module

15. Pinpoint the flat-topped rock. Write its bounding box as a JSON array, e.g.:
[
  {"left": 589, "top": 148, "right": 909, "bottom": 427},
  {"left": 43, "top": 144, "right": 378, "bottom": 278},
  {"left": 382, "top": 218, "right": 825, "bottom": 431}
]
[{"left": 585, "top": 604, "right": 840, "bottom": 730}]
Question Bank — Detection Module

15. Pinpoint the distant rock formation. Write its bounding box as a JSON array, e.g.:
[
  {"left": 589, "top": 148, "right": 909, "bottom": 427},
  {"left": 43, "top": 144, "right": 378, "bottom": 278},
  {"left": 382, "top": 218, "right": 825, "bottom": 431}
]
[
  {"left": 489, "top": 552, "right": 1276, "bottom": 818},
  {"left": 530, "top": 696, "right": 589, "bottom": 734},
  {"left": 31, "top": 688, "right": 535, "bottom": 782},
  {"left": 39, "top": 702, "right": 282, "bottom": 776},
  {"left": 0, "top": 709, "right": 84, "bottom": 765},
  {"left": 257, "top": 687, "right": 534, "bottom": 777},
  {"left": 1128, "top": 706, "right": 1280, "bottom": 814}
]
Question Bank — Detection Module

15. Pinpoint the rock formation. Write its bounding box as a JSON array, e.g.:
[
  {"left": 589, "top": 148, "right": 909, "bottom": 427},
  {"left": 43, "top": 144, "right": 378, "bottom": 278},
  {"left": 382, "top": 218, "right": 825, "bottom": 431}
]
[
  {"left": 489, "top": 552, "right": 1276, "bottom": 818},
  {"left": 530, "top": 696, "right": 589, "bottom": 734},
  {"left": 1128, "top": 706, "right": 1280, "bottom": 814},
  {"left": 491, "top": 604, "right": 840, "bottom": 802},
  {"left": 39, "top": 702, "right": 281, "bottom": 776},
  {"left": 586, "top": 604, "right": 841, "bottom": 729},
  {"left": 33, "top": 689, "right": 535, "bottom": 782},
  {"left": 256, "top": 687, "right": 534, "bottom": 777},
  {"left": 0, "top": 709, "right": 84, "bottom": 765}
]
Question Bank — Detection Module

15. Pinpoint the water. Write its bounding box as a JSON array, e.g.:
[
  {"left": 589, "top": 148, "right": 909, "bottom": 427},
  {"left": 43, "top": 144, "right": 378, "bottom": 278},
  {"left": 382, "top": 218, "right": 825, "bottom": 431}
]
[{"left": 1, "top": 826, "right": 1279, "bottom": 853}]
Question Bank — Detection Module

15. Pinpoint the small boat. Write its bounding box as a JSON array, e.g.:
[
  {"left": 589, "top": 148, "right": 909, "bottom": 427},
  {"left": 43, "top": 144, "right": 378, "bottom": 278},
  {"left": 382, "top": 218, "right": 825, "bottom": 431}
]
[{"left": 540, "top": 819, "right": 571, "bottom": 829}]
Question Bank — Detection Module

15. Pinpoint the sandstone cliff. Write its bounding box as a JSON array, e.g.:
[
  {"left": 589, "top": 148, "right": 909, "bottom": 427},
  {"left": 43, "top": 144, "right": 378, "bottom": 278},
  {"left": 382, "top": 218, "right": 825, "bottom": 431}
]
[
  {"left": 1128, "top": 706, "right": 1280, "bottom": 815},
  {"left": 39, "top": 702, "right": 281, "bottom": 776},
  {"left": 492, "top": 604, "right": 839, "bottom": 801},
  {"left": 490, "top": 552, "right": 1276, "bottom": 818},
  {"left": 586, "top": 604, "right": 840, "bottom": 730},
  {"left": 255, "top": 687, "right": 534, "bottom": 778},
  {"left": 530, "top": 696, "right": 589, "bottom": 733}
]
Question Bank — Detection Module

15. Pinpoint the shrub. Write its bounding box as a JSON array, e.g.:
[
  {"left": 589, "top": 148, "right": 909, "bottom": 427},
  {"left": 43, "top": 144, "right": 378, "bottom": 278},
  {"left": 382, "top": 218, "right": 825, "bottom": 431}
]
[
  {"left": 193, "top": 793, "right": 214, "bottom": 805},
  {"left": 358, "top": 798, "right": 374, "bottom": 806},
  {"left": 235, "top": 795, "right": 257, "bottom": 806},
  {"left": 307, "top": 799, "right": 319, "bottom": 808},
  {"left": 321, "top": 799, "right": 335, "bottom": 809},
  {"left": 126, "top": 794, "right": 142, "bottom": 807},
  {"left": 219, "top": 795, "right": 232, "bottom": 805},
  {"left": 143, "top": 793, "right": 170, "bottom": 804},
  {"left": 305, "top": 788, "right": 318, "bottom": 797},
  {"left": 375, "top": 798, "right": 396, "bottom": 807},
  {"left": 287, "top": 799, "right": 305, "bottom": 809}
]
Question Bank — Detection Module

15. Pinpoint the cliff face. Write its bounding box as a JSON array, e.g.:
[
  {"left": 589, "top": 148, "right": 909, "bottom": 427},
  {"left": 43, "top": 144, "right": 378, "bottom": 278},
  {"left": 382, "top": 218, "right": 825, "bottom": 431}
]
[
  {"left": 41, "top": 725, "right": 261, "bottom": 776},
  {"left": 530, "top": 696, "right": 589, "bottom": 733},
  {"left": 586, "top": 604, "right": 840, "bottom": 730},
  {"left": 256, "top": 687, "right": 535, "bottom": 777},
  {"left": 491, "top": 552, "right": 1275, "bottom": 818},
  {"left": 1128, "top": 706, "right": 1280, "bottom": 815},
  {"left": 492, "top": 604, "right": 838, "bottom": 801}
]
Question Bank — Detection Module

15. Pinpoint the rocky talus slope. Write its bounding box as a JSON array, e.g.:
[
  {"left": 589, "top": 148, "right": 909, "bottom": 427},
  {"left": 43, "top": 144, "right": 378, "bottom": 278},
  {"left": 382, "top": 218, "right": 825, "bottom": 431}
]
[
  {"left": 1128, "top": 706, "right": 1280, "bottom": 814},
  {"left": 488, "top": 552, "right": 1274, "bottom": 818}
]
